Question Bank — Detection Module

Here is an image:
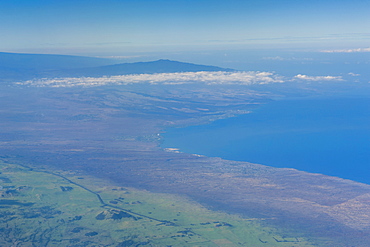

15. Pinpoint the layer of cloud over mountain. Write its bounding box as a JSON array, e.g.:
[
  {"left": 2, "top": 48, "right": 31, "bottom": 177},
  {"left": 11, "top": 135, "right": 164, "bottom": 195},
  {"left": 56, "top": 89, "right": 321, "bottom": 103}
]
[{"left": 17, "top": 71, "right": 284, "bottom": 87}]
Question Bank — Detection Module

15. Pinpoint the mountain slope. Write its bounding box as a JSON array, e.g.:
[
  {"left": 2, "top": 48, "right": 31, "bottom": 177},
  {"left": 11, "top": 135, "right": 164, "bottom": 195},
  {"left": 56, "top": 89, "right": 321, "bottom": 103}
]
[
  {"left": 0, "top": 52, "right": 115, "bottom": 70},
  {"left": 0, "top": 52, "right": 117, "bottom": 82},
  {"left": 0, "top": 52, "right": 234, "bottom": 82},
  {"left": 46, "top": 59, "right": 234, "bottom": 78}
]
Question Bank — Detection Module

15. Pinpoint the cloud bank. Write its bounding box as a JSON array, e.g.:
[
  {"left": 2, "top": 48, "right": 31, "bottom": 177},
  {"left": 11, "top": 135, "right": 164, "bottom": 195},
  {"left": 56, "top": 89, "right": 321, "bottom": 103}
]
[
  {"left": 321, "top": 48, "right": 370, "bottom": 53},
  {"left": 293, "top": 74, "right": 343, "bottom": 81},
  {"left": 262, "top": 56, "right": 313, "bottom": 61},
  {"left": 17, "top": 71, "right": 284, "bottom": 87},
  {"left": 16, "top": 71, "right": 345, "bottom": 88}
]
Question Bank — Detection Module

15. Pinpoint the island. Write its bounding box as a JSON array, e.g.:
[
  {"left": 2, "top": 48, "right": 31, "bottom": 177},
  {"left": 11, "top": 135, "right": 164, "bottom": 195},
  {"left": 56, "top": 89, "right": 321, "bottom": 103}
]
[{"left": 1, "top": 53, "right": 370, "bottom": 246}]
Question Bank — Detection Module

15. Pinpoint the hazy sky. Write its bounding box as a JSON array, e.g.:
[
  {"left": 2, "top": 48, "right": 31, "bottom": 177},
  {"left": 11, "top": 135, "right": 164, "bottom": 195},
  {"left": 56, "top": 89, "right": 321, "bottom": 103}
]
[{"left": 1, "top": 0, "right": 370, "bottom": 55}]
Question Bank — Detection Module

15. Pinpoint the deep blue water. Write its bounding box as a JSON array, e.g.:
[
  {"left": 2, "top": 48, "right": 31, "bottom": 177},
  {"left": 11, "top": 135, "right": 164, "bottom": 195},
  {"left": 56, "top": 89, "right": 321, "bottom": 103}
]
[{"left": 162, "top": 97, "right": 370, "bottom": 184}]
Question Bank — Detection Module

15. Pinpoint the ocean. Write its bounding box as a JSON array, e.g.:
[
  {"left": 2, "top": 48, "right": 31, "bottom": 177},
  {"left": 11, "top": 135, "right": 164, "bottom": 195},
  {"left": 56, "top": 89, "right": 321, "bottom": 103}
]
[{"left": 161, "top": 96, "right": 370, "bottom": 184}]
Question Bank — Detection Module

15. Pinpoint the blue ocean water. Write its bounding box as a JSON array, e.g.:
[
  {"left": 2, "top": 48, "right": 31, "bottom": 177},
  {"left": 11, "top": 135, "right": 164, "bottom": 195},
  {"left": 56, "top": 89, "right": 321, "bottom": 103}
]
[{"left": 162, "top": 97, "right": 370, "bottom": 184}]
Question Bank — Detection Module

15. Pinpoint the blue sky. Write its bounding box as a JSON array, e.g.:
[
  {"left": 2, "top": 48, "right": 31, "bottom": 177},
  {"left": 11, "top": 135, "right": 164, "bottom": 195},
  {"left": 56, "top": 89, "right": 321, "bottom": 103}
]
[{"left": 1, "top": 0, "right": 370, "bottom": 56}]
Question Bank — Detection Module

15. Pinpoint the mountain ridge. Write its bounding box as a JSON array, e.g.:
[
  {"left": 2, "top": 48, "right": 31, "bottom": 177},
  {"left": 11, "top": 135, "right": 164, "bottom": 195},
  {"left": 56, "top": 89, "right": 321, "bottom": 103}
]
[
  {"left": 0, "top": 52, "right": 115, "bottom": 70},
  {"left": 0, "top": 52, "right": 234, "bottom": 82},
  {"left": 54, "top": 59, "right": 234, "bottom": 78}
]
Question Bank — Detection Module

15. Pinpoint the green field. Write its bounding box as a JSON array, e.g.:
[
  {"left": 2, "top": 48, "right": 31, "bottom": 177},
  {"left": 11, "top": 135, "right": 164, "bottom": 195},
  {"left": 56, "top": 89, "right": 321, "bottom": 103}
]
[{"left": 0, "top": 160, "right": 315, "bottom": 246}]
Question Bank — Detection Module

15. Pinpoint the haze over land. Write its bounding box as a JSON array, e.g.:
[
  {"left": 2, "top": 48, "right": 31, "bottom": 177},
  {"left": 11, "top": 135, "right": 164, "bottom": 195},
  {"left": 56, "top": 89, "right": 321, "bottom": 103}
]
[
  {"left": 1, "top": 0, "right": 370, "bottom": 246},
  {"left": 1, "top": 51, "right": 370, "bottom": 246}
]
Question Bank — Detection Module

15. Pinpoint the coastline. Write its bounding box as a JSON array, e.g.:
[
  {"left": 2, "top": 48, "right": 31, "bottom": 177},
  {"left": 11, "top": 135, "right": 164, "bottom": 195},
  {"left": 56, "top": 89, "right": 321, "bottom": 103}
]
[
  {"left": 161, "top": 96, "right": 370, "bottom": 185},
  {"left": 2, "top": 82, "right": 370, "bottom": 246}
]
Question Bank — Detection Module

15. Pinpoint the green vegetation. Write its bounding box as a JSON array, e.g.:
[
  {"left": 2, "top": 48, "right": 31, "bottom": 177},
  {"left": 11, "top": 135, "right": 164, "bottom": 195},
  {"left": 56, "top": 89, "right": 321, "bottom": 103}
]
[{"left": 0, "top": 160, "right": 314, "bottom": 246}]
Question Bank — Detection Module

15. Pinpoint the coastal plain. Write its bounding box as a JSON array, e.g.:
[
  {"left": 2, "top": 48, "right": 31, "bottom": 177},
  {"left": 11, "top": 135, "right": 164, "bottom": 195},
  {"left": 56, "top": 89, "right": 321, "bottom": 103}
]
[
  {"left": 1, "top": 79, "right": 370, "bottom": 247},
  {"left": 0, "top": 160, "right": 314, "bottom": 246},
  {"left": 1, "top": 55, "right": 370, "bottom": 246}
]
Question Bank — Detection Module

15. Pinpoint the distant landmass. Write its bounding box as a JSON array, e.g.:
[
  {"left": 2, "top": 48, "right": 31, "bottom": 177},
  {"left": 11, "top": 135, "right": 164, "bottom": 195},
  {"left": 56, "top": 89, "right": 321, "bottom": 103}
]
[
  {"left": 2, "top": 51, "right": 370, "bottom": 246},
  {"left": 42, "top": 59, "right": 234, "bottom": 78},
  {"left": 0, "top": 52, "right": 116, "bottom": 82},
  {"left": 0, "top": 52, "right": 233, "bottom": 82}
]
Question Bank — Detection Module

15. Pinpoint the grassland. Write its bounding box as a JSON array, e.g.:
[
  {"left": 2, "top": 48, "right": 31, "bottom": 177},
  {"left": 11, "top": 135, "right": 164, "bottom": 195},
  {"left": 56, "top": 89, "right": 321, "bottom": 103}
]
[{"left": 0, "top": 159, "right": 315, "bottom": 246}]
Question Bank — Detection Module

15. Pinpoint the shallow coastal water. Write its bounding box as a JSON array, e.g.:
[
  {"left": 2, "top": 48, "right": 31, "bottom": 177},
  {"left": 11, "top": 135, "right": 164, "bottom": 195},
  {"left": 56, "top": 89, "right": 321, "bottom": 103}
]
[{"left": 162, "top": 96, "right": 370, "bottom": 184}]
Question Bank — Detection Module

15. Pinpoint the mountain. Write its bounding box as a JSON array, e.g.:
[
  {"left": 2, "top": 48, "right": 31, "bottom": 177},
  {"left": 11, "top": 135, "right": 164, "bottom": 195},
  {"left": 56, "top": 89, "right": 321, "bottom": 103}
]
[
  {"left": 0, "top": 52, "right": 116, "bottom": 82},
  {"left": 0, "top": 52, "right": 234, "bottom": 82},
  {"left": 0, "top": 52, "right": 115, "bottom": 70},
  {"left": 43, "top": 59, "right": 235, "bottom": 78}
]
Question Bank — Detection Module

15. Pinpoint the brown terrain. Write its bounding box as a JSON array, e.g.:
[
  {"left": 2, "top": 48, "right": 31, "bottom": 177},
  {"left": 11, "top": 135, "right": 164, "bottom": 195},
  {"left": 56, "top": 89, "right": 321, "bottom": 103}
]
[{"left": 1, "top": 83, "right": 370, "bottom": 246}]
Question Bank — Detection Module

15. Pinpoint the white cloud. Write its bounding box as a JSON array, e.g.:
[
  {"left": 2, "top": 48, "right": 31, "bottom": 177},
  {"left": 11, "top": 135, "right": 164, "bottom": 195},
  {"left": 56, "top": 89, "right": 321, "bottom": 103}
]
[
  {"left": 293, "top": 74, "right": 343, "bottom": 81},
  {"left": 262, "top": 56, "right": 286, "bottom": 61},
  {"left": 95, "top": 55, "right": 144, "bottom": 59},
  {"left": 17, "top": 71, "right": 349, "bottom": 88},
  {"left": 348, "top": 72, "right": 360, "bottom": 76},
  {"left": 16, "top": 71, "right": 285, "bottom": 88},
  {"left": 321, "top": 48, "right": 370, "bottom": 53},
  {"left": 262, "top": 56, "right": 313, "bottom": 61}
]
